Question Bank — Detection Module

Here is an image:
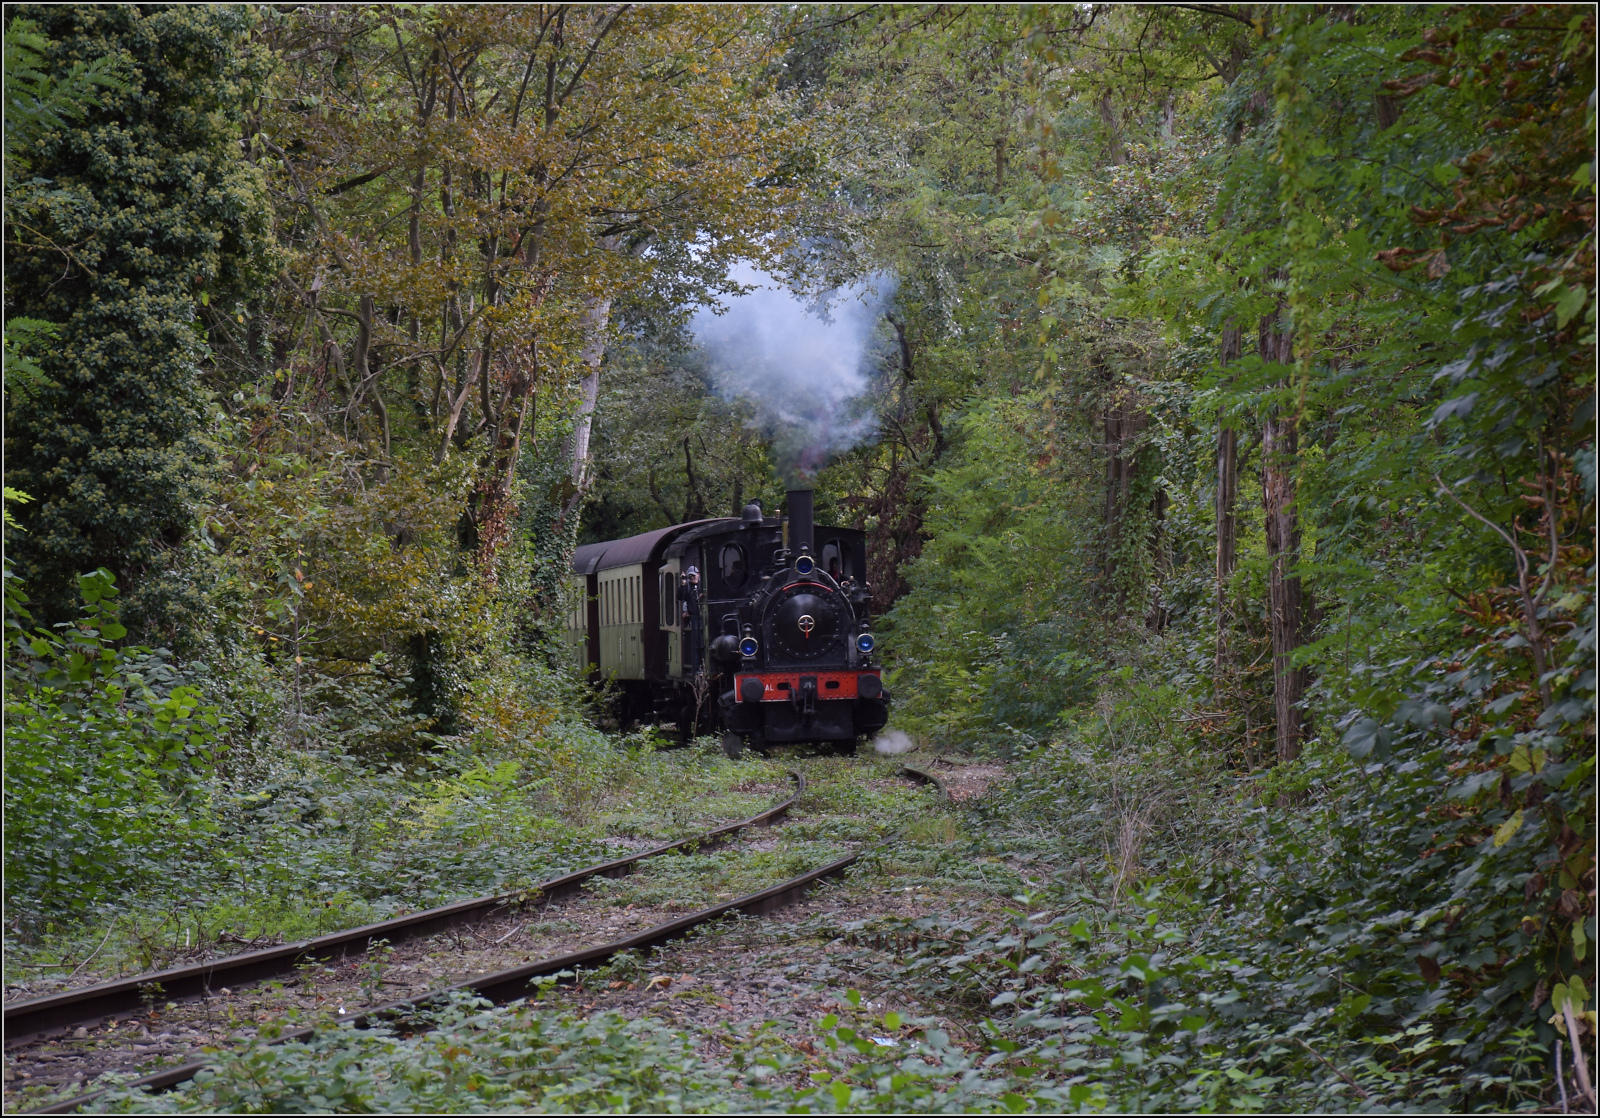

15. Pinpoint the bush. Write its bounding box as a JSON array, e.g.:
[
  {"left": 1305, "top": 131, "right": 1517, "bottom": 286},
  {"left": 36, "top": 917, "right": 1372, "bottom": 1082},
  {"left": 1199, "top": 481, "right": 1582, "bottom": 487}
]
[{"left": 4, "top": 566, "right": 221, "bottom": 929}]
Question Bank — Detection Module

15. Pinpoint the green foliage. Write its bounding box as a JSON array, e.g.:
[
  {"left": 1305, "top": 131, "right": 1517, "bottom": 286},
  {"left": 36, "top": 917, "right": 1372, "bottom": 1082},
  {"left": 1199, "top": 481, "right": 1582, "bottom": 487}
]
[
  {"left": 734, "top": 999, "right": 1058, "bottom": 1113},
  {"left": 2, "top": 15, "right": 125, "bottom": 176},
  {"left": 886, "top": 398, "right": 1102, "bottom": 748},
  {"left": 3, "top": 566, "right": 221, "bottom": 926},
  {"left": 1, "top": 317, "right": 58, "bottom": 403},
  {"left": 92, "top": 992, "right": 1061, "bottom": 1115},
  {"left": 820, "top": 684, "right": 1569, "bottom": 1110},
  {"left": 3, "top": 484, "right": 35, "bottom": 535},
  {"left": 206, "top": 744, "right": 590, "bottom": 914},
  {"left": 3, "top": 14, "right": 126, "bottom": 522},
  {"left": 4, "top": 4, "right": 273, "bottom": 623},
  {"left": 95, "top": 993, "right": 744, "bottom": 1114},
  {"left": 869, "top": 6, "right": 1594, "bottom": 1104}
]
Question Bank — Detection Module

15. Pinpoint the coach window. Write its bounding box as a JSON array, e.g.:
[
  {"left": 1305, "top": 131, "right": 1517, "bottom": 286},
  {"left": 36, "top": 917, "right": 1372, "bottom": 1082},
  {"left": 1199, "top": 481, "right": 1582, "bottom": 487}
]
[
  {"left": 720, "top": 543, "right": 747, "bottom": 589},
  {"left": 661, "top": 571, "right": 676, "bottom": 627}
]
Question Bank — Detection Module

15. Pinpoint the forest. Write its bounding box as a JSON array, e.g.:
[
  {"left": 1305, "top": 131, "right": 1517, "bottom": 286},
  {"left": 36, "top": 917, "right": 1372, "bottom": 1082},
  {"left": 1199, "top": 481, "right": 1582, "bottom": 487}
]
[{"left": 2, "top": 3, "right": 1594, "bottom": 1113}]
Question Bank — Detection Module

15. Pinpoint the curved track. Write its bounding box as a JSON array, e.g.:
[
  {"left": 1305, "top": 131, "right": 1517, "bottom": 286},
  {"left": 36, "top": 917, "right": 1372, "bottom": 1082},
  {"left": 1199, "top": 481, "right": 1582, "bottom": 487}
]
[
  {"left": 14, "top": 763, "right": 956, "bottom": 1114},
  {"left": 29, "top": 850, "right": 857, "bottom": 1115},
  {"left": 5, "top": 772, "right": 808, "bottom": 1049},
  {"left": 899, "top": 763, "right": 952, "bottom": 802}
]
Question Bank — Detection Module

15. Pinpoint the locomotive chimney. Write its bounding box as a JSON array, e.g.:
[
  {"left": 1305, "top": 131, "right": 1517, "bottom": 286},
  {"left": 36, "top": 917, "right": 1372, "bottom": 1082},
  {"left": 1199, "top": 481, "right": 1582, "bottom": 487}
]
[{"left": 786, "top": 487, "right": 814, "bottom": 554}]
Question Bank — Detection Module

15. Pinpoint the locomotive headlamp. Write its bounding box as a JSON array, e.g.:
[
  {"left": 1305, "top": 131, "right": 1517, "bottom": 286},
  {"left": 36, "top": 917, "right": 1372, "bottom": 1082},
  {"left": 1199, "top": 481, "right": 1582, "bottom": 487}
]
[
  {"left": 794, "top": 554, "right": 816, "bottom": 576},
  {"left": 739, "top": 635, "right": 760, "bottom": 658},
  {"left": 856, "top": 632, "right": 876, "bottom": 654}
]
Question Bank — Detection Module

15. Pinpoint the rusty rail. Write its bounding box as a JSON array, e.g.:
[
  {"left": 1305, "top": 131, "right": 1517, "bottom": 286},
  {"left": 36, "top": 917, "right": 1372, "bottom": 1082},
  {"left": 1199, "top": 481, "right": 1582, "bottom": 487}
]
[
  {"left": 30, "top": 851, "right": 856, "bottom": 1115},
  {"left": 899, "top": 764, "right": 952, "bottom": 802},
  {"left": 5, "top": 772, "right": 807, "bottom": 1048}
]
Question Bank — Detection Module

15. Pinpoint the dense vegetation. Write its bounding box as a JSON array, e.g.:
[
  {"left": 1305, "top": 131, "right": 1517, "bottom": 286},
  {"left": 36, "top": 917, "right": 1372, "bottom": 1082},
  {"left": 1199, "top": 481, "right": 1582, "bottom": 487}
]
[{"left": 4, "top": 3, "right": 1594, "bottom": 1113}]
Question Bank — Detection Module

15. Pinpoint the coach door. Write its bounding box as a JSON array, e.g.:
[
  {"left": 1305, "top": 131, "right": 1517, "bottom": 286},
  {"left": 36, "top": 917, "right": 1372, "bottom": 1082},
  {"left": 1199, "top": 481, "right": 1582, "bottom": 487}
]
[{"left": 597, "top": 563, "right": 645, "bottom": 679}]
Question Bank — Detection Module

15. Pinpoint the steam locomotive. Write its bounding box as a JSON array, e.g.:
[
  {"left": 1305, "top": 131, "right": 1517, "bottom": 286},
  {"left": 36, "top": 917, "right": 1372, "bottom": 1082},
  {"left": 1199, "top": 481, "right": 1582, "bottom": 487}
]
[{"left": 565, "top": 487, "right": 889, "bottom": 756}]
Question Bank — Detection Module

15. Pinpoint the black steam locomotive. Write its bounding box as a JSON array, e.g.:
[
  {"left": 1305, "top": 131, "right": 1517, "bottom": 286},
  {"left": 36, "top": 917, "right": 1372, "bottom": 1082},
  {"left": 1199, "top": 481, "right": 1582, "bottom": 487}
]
[{"left": 566, "top": 488, "right": 889, "bottom": 756}]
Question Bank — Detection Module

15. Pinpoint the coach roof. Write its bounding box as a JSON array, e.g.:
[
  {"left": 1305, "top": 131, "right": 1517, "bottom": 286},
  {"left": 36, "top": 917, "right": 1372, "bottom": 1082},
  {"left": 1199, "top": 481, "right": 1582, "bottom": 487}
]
[{"left": 571, "top": 519, "right": 739, "bottom": 575}]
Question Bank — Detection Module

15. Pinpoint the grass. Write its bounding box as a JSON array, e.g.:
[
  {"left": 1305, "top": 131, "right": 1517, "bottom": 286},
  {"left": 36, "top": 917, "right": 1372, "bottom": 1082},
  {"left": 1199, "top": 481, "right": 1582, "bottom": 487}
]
[
  {"left": 2, "top": 739, "right": 946, "bottom": 993},
  {"left": 581, "top": 842, "right": 854, "bottom": 910},
  {"left": 61, "top": 745, "right": 1035, "bottom": 1115}
]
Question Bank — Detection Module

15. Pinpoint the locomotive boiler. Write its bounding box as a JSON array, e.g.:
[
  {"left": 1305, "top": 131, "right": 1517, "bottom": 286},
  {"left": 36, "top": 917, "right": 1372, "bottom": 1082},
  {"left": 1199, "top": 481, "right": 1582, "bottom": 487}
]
[{"left": 565, "top": 488, "right": 889, "bottom": 756}]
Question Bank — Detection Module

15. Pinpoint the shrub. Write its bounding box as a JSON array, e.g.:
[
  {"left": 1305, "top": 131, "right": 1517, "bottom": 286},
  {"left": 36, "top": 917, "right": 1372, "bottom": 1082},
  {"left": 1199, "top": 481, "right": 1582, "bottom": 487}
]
[{"left": 3, "top": 566, "right": 221, "bottom": 929}]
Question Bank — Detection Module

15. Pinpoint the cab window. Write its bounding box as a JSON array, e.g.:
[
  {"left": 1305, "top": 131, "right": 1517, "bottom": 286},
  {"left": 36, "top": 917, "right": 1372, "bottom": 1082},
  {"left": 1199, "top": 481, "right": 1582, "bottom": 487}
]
[
  {"left": 719, "top": 543, "right": 747, "bottom": 589},
  {"left": 822, "top": 539, "right": 852, "bottom": 580}
]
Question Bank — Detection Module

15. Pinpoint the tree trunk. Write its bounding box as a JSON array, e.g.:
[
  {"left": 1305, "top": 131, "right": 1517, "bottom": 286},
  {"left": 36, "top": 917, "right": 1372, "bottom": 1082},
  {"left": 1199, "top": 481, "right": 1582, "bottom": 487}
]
[
  {"left": 435, "top": 338, "right": 487, "bottom": 462},
  {"left": 1103, "top": 402, "right": 1146, "bottom": 610},
  {"left": 887, "top": 314, "right": 945, "bottom": 459},
  {"left": 1099, "top": 90, "right": 1124, "bottom": 166},
  {"left": 472, "top": 356, "right": 536, "bottom": 565},
  {"left": 859, "top": 315, "right": 945, "bottom": 604},
  {"left": 682, "top": 435, "right": 707, "bottom": 521},
  {"left": 1259, "top": 307, "right": 1310, "bottom": 762},
  {"left": 567, "top": 294, "right": 612, "bottom": 492},
  {"left": 1104, "top": 411, "right": 1121, "bottom": 580},
  {"left": 1214, "top": 321, "right": 1242, "bottom": 675},
  {"left": 1374, "top": 94, "right": 1403, "bottom": 130},
  {"left": 349, "top": 293, "right": 390, "bottom": 459},
  {"left": 1147, "top": 485, "right": 1170, "bottom": 631}
]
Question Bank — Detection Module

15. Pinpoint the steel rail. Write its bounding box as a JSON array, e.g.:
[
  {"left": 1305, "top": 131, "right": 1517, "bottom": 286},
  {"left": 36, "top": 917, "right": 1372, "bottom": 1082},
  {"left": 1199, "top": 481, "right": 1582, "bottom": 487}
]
[
  {"left": 30, "top": 852, "right": 857, "bottom": 1115},
  {"left": 899, "top": 764, "right": 952, "bottom": 802},
  {"left": 5, "top": 772, "right": 807, "bottom": 1048}
]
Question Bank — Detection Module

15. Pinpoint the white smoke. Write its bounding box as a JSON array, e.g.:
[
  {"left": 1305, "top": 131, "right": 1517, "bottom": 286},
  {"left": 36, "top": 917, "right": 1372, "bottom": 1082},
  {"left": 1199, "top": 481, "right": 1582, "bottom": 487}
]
[
  {"left": 691, "top": 263, "right": 893, "bottom": 483},
  {"left": 872, "top": 729, "right": 916, "bottom": 755}
]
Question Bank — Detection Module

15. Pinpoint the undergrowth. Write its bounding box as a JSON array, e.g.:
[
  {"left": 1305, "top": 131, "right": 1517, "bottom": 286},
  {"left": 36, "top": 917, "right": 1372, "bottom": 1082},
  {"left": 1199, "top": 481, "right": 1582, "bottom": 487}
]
[{"left": 2, "top": 568, "right": 804, "bottom": 988}]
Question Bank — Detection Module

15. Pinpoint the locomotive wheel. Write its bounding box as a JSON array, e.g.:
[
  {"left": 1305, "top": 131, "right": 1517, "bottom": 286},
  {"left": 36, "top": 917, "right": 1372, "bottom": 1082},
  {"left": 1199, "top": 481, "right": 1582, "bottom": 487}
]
[
  {"left": 832, "top": 738, "right": 860, "bottom": 757},
  {"left": 720, "top": 731, "right": 745, "bottom": 760}
]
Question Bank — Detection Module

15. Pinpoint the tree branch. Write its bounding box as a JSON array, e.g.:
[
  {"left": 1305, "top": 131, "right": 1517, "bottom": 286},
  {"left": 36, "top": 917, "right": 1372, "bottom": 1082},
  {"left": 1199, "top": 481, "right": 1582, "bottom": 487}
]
[
  {"left": 1434, "top": 472, "right": 1553, "bottom": 706},
  {"left": 322, "top": 165, "right": 394, "bottom": 196},
  {"left": 1167, "top": 4, "right": 1256, "bottom": 29}
]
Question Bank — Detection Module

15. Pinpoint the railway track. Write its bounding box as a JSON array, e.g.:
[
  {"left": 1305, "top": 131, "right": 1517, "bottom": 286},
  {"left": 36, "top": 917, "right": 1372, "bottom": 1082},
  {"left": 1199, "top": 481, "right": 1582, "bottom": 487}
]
[
  {"left": 5, "top": 772, "right": 808, "bottom": 1050},
  {"left": 899, "top": 763, "right": 952, "bottom": 802},
  {"left": 26, "top": 853, "right": 857, "bottom": 1115},
  {"left": 8, "top": 762, "right": 962, "bottom": 1114},
  {"left": 6, "top": 773, "right": 820, "bottom": 1111}
]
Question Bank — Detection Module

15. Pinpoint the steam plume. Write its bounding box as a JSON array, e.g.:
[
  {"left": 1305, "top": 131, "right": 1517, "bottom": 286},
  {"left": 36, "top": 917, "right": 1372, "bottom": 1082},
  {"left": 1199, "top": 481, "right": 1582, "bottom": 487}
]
[
  {"left": 872, "top": 730, "right": 916, "bottom": 755},
  {"left": 691, "top": 263, "right": 893, "bottom": 484}
]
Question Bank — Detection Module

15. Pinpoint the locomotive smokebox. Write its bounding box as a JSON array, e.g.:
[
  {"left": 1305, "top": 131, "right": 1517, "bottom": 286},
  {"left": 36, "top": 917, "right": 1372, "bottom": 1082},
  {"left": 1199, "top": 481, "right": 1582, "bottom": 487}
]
[{"left": 786, "top": 487, "right": 815, "bottom": 554}]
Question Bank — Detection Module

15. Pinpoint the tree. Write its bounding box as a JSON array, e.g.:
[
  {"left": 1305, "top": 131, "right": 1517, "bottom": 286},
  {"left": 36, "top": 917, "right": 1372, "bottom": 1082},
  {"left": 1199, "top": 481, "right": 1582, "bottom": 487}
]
[
  {"left": 245, "top": 4, "right": 805, "bottom": 565},
  {"left": 802, "top": 4, "right": 1069, "bottom": 603},
  {"left": 2, "top": 13, "right": 125, "bottom": 532},
  {"left": 4, "top": 5, "right": 271, "bottom": 624}
]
